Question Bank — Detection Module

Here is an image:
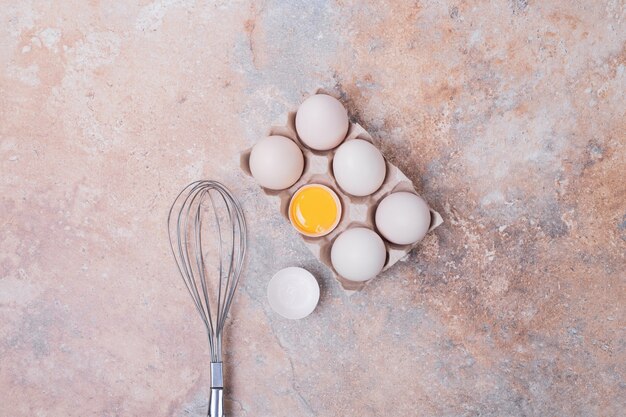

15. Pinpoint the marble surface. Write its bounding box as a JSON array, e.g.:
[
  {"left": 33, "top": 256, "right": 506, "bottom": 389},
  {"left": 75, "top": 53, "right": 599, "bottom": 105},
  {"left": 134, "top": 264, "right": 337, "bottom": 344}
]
[{"left": 1, "top": 1, "right": 625, "bottom": 416}]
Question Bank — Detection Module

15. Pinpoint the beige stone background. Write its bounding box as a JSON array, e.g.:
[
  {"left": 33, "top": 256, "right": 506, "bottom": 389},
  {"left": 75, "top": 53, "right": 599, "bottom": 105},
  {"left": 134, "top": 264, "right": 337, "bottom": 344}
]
[{"left": 1, "top": 1, "right": 625, "bottom": 416}]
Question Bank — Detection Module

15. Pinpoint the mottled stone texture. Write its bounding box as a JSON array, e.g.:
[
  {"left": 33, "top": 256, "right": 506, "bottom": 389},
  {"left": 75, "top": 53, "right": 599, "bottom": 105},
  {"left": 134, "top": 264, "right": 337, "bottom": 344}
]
[{"left": 1, "top": 1, "right": 624, "bottom": 416}]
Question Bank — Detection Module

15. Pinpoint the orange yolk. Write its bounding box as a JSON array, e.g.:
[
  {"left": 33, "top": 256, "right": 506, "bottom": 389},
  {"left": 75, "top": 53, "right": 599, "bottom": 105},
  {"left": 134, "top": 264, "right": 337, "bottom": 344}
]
[{"left": 289, "top": 185, "right": 341, "bottom": 237}]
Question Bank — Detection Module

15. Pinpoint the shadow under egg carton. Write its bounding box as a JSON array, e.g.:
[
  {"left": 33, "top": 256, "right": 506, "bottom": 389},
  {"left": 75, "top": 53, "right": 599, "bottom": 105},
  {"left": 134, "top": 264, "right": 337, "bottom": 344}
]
[{"left": 240, "top": 90, "right": 443, "bottom": 293}]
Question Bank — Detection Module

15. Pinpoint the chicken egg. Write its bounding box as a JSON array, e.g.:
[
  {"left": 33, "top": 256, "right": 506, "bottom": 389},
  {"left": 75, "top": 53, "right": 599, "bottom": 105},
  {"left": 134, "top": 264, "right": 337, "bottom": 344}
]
[
  {"left": 288, "top": 184, "right": 341, "bottom": 237},
  {"left": 332, "top": 139, "right": 386, "bottom": 197},
  {"left": 375, "top": 192, "right": 431, "bottom": 245},
  {"left": 330, "top": 227, "right": 387, "bottom": 282},
  {"left": 249, "top": 136, "right": 304, "bottom": 190},
  {"left": 295, "top": 94, "right": 349, "bottom": 151}
]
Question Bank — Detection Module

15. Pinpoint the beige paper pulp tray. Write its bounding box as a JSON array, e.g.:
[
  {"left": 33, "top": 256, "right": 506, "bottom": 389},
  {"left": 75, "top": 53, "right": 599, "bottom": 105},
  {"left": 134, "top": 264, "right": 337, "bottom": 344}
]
[{"left": 241, "top": 90, "right": 443, "bottom": 292}]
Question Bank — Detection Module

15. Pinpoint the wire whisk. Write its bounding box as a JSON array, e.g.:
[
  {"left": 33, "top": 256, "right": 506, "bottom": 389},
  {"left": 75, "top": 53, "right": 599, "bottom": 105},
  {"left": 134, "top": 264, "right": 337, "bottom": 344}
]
[{"left": 167, "top": 180, "right": 247, "bottom": 417}]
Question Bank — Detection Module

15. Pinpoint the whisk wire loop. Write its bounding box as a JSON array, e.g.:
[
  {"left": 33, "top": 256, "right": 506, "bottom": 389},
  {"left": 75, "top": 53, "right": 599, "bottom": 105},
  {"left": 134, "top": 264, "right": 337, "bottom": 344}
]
[{"left": 167, "top": 180, "right": 247, "bottom": 387}]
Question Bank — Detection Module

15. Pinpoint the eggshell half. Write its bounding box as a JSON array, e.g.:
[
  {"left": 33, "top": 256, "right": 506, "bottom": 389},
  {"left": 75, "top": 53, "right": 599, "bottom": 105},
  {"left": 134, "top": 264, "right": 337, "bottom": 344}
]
[{"left": 267, "top": 267, "right": 320, "bottom": 319}]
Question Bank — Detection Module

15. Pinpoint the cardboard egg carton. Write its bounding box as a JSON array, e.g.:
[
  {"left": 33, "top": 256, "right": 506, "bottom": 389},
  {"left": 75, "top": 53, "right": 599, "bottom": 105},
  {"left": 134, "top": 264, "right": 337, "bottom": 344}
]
[{"left": 241, "top": 90, "right": 443, "bottom": 292}]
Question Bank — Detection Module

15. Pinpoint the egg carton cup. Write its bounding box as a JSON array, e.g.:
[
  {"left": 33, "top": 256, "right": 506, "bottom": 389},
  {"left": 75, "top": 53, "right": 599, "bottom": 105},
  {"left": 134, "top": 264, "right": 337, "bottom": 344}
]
[{"left": 241, "top": 90, "right": 443, "bottom": 293}]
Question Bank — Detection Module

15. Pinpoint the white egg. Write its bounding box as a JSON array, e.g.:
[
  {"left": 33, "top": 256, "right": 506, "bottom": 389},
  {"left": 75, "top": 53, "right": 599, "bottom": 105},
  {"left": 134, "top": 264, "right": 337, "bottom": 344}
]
[
  {"left": 331, "top": 228, "right": 387, "bottom": 282},
  {"left": 332, "top": 139, "right": 386, "bottom": 197},
  {"left": 249, "top": 136, "right": 304, "bottom": 190},
  {"left": 375, "top": 192, "right": 431, "bottom": 245},
  {"left": 295, "top": 94, "right": 349, "bottom": 151}
]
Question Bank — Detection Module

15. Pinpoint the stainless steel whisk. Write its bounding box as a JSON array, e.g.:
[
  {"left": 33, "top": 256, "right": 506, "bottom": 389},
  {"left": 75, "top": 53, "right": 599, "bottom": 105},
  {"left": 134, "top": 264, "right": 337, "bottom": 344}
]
[{"left": 167, "top": 181, "right": 247, "bottom": 417}]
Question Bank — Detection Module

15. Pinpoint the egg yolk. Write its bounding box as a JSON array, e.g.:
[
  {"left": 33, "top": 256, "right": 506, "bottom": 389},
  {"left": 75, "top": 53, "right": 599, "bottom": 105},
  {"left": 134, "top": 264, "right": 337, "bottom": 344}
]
[{"left": 289, "top": 185, "right": 341, "bottom": 237}]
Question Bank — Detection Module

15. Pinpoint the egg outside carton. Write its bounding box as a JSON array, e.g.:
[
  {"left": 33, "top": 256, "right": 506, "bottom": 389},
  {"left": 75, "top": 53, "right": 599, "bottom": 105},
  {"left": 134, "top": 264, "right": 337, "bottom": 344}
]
[{"left": 240, "top": 89, "right": 443, "bottom": 293}]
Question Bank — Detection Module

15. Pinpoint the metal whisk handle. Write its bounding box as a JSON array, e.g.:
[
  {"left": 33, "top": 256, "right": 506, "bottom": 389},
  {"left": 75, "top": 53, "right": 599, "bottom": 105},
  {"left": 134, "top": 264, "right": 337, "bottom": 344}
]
[{"left": 209, "top": 362, "right": 224, "bottom": 417}]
